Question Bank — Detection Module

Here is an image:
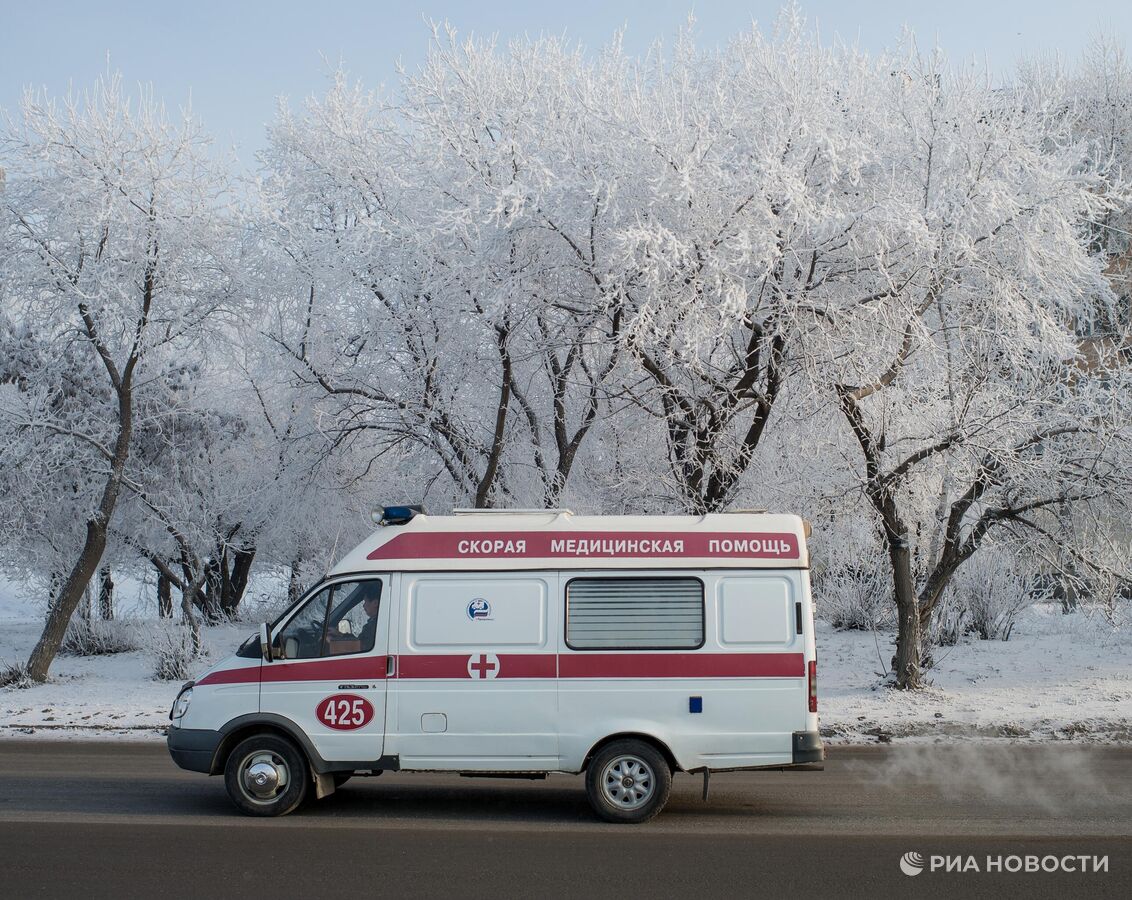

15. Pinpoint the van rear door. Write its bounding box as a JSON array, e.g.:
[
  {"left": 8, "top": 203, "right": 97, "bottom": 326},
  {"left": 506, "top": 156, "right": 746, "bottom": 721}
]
[{"left": 716, "top": 571, "right": 810, "bottom": 745}]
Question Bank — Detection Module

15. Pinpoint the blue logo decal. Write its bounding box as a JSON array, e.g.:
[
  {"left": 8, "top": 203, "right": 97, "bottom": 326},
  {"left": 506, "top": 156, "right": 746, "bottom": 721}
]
[{"left": 467, "top": 598, "right": 491, "bottom": 621}]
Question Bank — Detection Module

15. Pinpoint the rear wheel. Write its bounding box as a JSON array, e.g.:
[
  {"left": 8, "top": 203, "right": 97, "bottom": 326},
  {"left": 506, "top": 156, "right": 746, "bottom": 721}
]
[
  {"left": 224, "top": 733, "right": 309, "bottom": 817},
  {"left": 585, "top": 739, "right": 672, "bottom": 824}
]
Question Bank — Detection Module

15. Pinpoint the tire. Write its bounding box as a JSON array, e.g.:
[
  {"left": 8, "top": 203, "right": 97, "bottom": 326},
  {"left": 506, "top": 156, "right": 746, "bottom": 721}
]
[
  {"left": 224, "top": 733, "right": 310, "bottom": 817},
  {"left": 585, "top": 739, "right": 672, "bottom": 824}
]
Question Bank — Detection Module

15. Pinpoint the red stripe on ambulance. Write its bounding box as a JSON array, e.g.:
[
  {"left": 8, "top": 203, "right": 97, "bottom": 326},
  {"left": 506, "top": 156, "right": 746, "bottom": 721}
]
[
  {"left": 196, "top": 652, "right": 802, "bottom": 685},
  {"left": 196, "top": 667, "right": 260, "bottom": 686},
  {"left": 197, "top": 656, "right": 387, "bottom": 686},
  {"left": 557, "top": 652, "right": 804, "bottom": 679},
  {"left": 397, "top": 653, "right": 557, "bottom": 679},
  {"left": 392, "top": 652, "right": 802, "bottom": 679},
  {"left": 366, "top": 531, "right": 799, "bottom": 561}
]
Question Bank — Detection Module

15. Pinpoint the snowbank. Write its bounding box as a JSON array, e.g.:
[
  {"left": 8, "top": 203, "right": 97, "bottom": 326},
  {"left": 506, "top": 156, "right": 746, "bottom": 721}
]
[
  {"left": 0, "top": 618, "right": 252, "bottom": 740},
  {"left": 820, "top": 605, "right": 1132, "bottom": 742}
]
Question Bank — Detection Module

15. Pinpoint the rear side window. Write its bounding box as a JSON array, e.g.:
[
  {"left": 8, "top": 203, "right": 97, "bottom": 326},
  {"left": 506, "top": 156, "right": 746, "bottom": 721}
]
[
  {"left": 565, "top": 577, "right": 704, "bottom": 650},
  {"left": 717, "top": 576, "right": 794, "bottom": 646}
]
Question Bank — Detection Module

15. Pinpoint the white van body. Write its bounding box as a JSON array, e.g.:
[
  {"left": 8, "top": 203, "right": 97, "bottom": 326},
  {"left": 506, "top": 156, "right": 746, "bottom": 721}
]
[{"left": 168, "top": 510, "right": 823, "bottom": 821}]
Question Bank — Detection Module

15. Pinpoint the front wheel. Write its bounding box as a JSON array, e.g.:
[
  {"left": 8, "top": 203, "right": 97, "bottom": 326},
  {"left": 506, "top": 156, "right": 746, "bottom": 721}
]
[
  {"left": 585, "top": 739, "right": 672, "bottom": 824},
  {"left": 224, "top": 733, "right": 309, "bottom": 817}
]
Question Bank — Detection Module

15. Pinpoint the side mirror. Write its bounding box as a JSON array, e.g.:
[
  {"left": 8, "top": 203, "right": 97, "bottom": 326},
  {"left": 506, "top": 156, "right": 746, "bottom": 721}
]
[
  {"left": 259, "top": 622, "right": 273, "bottom": 662},
  {"left": 337, "top": 619, "right": 353, "bottom": 636}
]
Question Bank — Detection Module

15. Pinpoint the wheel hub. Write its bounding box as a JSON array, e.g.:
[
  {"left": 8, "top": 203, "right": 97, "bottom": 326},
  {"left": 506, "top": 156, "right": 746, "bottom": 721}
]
[
  {"left": 241, "top": 752, "right": 288, "bottom": 801},
  {"left": 602, "top": 756, "right": 654, "bottom": 810}
]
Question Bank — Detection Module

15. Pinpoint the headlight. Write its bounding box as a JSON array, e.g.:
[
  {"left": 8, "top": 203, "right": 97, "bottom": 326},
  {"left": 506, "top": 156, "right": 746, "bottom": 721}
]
[{"left": 172, "top": 687, "right": 193, "bottom": 721}]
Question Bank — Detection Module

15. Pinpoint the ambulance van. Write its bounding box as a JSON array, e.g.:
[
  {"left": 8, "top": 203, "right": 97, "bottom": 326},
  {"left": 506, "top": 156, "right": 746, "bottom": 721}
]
[{"left": 167, "top": 508, "right": 823, "bottom": 823}]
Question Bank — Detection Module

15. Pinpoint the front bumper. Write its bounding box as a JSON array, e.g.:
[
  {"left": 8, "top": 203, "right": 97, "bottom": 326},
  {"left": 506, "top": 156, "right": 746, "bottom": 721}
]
[
  {"left": 167, "top": 725, "right": 222, "bottom": 774},
  {"left": 792, "top": 730, "right": 825, "bottom": 765}
]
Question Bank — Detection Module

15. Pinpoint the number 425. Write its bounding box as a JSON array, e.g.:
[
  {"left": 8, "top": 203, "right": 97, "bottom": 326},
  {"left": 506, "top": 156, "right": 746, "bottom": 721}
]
[{"left": 322, "top": 698, "right": 365, "bottom": 726}]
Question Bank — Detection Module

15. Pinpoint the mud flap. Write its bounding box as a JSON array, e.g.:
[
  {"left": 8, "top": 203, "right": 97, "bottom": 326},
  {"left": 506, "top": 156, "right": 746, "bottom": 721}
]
[{"left": 312, "top": 769, "right": 336, "bottom": 800}]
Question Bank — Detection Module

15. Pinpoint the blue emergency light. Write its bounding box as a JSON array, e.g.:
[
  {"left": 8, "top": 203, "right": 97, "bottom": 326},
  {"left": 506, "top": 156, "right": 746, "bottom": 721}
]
[{"left": 379, "top": 505, "right": 425, "bottom": 526}]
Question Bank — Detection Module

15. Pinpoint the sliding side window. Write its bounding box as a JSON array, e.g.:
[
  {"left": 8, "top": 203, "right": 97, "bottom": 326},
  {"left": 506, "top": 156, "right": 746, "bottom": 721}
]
[{"left": 565, "top": 577, "right": 704, "bottom": 650}]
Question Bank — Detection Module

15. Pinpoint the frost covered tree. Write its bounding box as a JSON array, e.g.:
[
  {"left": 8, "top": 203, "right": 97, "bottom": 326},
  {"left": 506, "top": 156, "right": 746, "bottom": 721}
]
[
  {"left": 255, "top": 74, "right": 505, "bottom": 510},
  {"left": 255, "top": 48, "right": 632, "bottom": 511},
  {"left": 0, "top": 74, "right": 234, "bottom": 680},
  {"left": 386, "top": 23, "right": 886, "bottom": 513},
  {"left": 1021, "top": 35, "right": 1132, "bottom": 326},
  {"left": 1068, "top": 36, "right": 1132, "bottom": 310},
  {"left": 255, "top": 22, "right": 907, "bottom": 513},
  {"left": 111, "top": 342, "right": 369, "bottom": 627},
  {"left": 591, "top": 23, "right": 847, "bottom": 513},
  {"left": 0, "top": 311, "right": 106, "bottom": 595},
  {"left": 806, "top": 57, "right": 1132, "bottom": 688},
  {"left": 2, "top": 15, "right": 1129, "bottom": 692}
]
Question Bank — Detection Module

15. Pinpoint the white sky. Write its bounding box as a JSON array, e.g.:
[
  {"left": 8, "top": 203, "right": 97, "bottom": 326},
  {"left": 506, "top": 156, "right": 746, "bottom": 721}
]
[{"left": 1, "top": 1, "right": 1128, "bottom": 164}]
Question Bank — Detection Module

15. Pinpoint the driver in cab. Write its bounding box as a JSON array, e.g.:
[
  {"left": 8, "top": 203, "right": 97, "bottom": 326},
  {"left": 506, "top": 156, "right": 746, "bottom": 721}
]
[
  {"left": 323, "top": 582, "right": 382, "bottom": 656},
  {"left": 357, "top": 584, "right": 380, "bottom": 652}
]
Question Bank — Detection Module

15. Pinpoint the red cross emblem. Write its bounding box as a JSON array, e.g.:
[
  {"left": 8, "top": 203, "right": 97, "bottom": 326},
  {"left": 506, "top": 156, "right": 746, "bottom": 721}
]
[{"left": 468, "top": 653, "right": 499, "bottom": 679}]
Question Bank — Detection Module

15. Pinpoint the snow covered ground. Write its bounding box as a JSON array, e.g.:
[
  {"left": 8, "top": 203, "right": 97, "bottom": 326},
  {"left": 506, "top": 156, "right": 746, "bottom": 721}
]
[
  {"left": 0, "top": 573, "right": 277, "bottom": 739},
  {"left": 1, "top": 577, "right": 1129, "bottom": 743},
  {"left": 0, "top": 614, "right": 251, "bottom": 740},
  {"left": 819, "top": 607, "right": 1132, "bottom": 742}
]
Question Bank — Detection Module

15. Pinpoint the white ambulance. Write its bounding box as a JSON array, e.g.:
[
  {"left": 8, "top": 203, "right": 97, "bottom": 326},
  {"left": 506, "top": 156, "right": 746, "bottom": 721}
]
[{"left": 167, "top": 507, "right": 823, "bottom": 823}]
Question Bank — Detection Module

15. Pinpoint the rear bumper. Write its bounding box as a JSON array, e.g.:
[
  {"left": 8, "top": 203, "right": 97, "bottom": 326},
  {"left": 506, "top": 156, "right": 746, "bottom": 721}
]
[
  {"left": 167, "top": 725, "right": 222, "bottom": 774},
  {"left": 792, "top": 730, "right": 825, "bottom": 765}
]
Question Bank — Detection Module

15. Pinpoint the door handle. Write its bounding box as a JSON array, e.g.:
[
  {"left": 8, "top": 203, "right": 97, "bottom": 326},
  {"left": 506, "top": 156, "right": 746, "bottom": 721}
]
[{"left": 386, "top": 655, "right": 396, "bottom": 677}]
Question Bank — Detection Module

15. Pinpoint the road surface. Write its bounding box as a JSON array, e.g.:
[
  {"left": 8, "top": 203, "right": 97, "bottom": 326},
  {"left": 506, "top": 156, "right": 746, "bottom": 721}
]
[{"left": 0, "top": 741, "right": 1128, "bottom": 898}]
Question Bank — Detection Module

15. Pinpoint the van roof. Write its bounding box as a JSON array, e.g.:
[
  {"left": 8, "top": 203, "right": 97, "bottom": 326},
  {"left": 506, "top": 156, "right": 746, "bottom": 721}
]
[{"left": 329, "top": 511, "right": 809, "bottom": 574}]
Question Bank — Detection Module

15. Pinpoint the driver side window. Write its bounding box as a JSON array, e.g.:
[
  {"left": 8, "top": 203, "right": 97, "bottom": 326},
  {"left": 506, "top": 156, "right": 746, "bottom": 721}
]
[{"left": 274, "top": 579, "right": 383, "bottom": 660}]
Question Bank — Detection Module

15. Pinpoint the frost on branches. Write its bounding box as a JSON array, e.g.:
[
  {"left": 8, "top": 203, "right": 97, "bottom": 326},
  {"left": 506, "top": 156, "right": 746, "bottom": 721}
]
[
  {"left": 1, "top": 15, "right": 1130, "bottom": 686},
  {"left": 0, "top": 75, "right": 236, "bottom": 679}
]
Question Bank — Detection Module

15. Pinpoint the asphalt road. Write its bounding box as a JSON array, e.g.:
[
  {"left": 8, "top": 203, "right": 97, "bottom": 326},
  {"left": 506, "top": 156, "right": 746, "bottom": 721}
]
[{"left": 0, "top": 741, "right": 1129, "bottom": 899}]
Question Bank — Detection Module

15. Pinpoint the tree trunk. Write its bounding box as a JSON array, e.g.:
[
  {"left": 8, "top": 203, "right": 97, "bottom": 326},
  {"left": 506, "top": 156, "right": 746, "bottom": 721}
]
[
  {"left": 837, "top": 387, "right": 927, "bottom": 689},
  {"left": 475, "top": 328, "right": 513, "bottom": 508},
  {"left": 25, "top": 279, "right": 142, "bottom": 681},
  {"left": 98, "top": 567, "right": 114, "bottom": 620},
  {"left": 157, "top": 568, "right": 172, "bottom": 619},
  {"left": 200, "top": 554, "right": 222, "bottom": 624},
  {"left": 180, "top": 581, "right": 203, "bottom": 657},
  {"left": 889, "top": 541, "right": 924, "bottom": 689},
  {"left": 288, "top": 559, "right": 303, "bottom": 606},
  {"left": 219, "top": 546, "right": 255, "bottom": 618},
  {"left": 26, "top": 388, "right": 131, "bottom": 681},
  {"left": 1061, "top": 570, "right": 1079, "bottom": 613},
  {"left": 27, "top": 517, "right": 113, "bottom": 680},
  {"left": 46, "top": 572, "right": 63, "bottom": 615},
  {"left": 918, "top": 592, "right": 937, "bottom": 643}
]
